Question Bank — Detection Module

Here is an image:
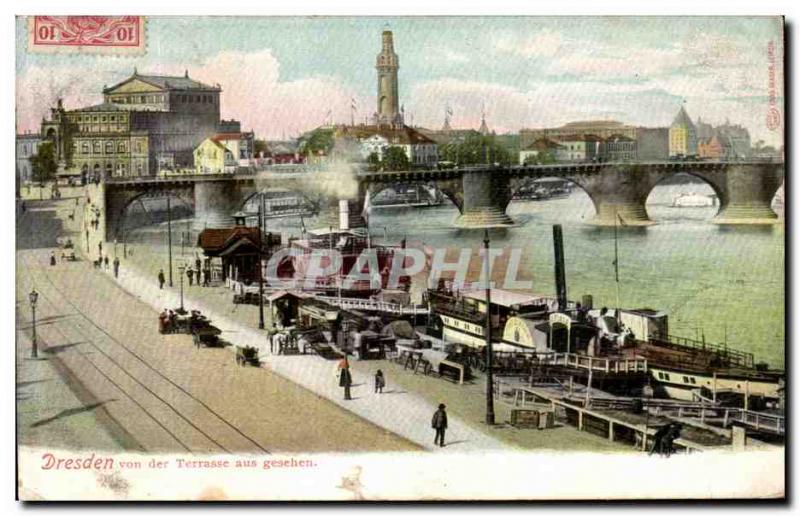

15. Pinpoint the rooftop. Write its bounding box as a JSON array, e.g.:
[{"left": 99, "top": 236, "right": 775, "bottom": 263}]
[
  {"left": 461, "top": 289, "right": 544, "bottom": 308},
  {"left": 104, "top": 70, "right": 220, "bottom": 94},
  {"left": 338, "top": 124, "right": 436, "bottom": 145}
]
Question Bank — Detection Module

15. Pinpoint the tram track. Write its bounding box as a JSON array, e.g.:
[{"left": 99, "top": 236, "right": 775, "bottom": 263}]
[{"left": 18, "top": 249, "right": 271, "bottom": 455}]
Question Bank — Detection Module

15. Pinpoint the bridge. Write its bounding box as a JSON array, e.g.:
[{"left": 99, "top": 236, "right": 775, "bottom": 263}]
[
  {"left": 96, "top": 159, "right": 784, "bottom": 242},
  {"left": 355, "top": 160, "right": 785, "bottom": 227}
]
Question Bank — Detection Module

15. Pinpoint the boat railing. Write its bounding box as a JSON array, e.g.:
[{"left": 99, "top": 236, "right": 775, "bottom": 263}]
[
  {"left": 649, "top": 335, "right": 754, "bottom": 369},
  {"left": 324, "top": 296, "right": 429, "bottom": 316},
  {"left": 541, "top": 352, "right": 648, "bottom": 374},
  {"left": 724, "top": 408, "right": 785, "bottom": 435}
]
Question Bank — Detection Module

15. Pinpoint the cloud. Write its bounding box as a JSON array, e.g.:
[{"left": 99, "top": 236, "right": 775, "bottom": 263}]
[
  {"left": 493, "top": 29, "right": 564, "bottom": 59},
  {"left": 16, "top": 49, "right": 370, "bottom": 139}
]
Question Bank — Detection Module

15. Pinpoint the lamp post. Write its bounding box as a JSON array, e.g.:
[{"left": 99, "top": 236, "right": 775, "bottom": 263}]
[
  {"left": 29, "top": 289, "right": 39, "bottom": 358},
  {"left": 483, "top": 229, "right": 495, "bottom": 425},
  {"left": 177, "top": 263, "right": 186, "bottom": 313},
  {"left": 257, "top": 194, "right": 265, "bottom": 330},
  {"left": 167, "top": 195, "right": 173, "bottom": 287}
]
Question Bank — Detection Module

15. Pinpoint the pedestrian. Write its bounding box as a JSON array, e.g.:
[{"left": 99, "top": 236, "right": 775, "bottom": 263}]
[
  {"left": 203, "top": 267, "right": 210, "bottom": 287},
  {"left": 50, "top": 251, "right": 57, "bottom": 266},
  {"left": 187, "top": 268, "right": 194, "bottom": 286},
  {"left": 158, "top": 269, "right": 165, "bottom": 289},
  {"left": 266, "top": 327, "right": 276, "bottom": 354},
  {"left": 374, "top": 369, "right": 385, "bottom": 394},
  {"left": 158, "top": 308, "right": 169, "bottom": 334},
  {"left": 98, "top": 241, "right": 102, "bottom": 256},
  {"left": 649, "top": 423, "right": 672, "bottom": 457},
  {"left": 432, "top": 403, "right": 448, "bottom": 447},
  {"left": 113, "top": 257, "right": 120, "bottom": 278},
  {"left": 195, "top": 256, "right": 202, "bottom": 273},
  {"left": 339, "top": 357, "right": 353, "bottom": 400},
  {"left": 104, "top": 256, "right": 109, "bottom": 270}
]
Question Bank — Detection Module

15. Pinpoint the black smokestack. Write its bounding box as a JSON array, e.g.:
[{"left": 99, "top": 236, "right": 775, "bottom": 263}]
[{"left": 552, "top": 225, "right": 567, "bottom": 312}]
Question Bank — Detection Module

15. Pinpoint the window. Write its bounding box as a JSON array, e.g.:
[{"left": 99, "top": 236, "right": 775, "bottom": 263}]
[
  {"left": 82, "top": 143, "right": 90, "bottom": 153},
  {"left": 110, "top": 116, "right": 115, "bottom": 122},
  {"left": 140, "top": 96, "right": 146, "bottom": 103},
  {"left": 101, "top": 116, "right": 106, "bottom": 122},
  {"left": 93, "top": 141, "right": 101, "bottom": 153},
  {"left": 118, "top": 142, "right": 126, "bottom": 153},
  {"left": 105, "top": 141, "right": 114, "bottom": 154}
]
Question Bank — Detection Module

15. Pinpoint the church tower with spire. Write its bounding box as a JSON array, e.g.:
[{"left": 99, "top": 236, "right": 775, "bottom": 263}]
[{"left": 376, "top": 29, "right": 401, "bottom": 127}]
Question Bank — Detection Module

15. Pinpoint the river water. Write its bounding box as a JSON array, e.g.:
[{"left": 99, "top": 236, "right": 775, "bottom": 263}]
[{"left": 125, "top": 179, "right": 785, "bottom": 368}]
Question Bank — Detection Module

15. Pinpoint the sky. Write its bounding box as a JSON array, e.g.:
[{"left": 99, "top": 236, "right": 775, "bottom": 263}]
[{"left": 16, "top": 16, "right": 784, "bottom": 146}]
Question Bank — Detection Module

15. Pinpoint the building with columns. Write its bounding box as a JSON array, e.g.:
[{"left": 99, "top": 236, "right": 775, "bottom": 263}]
[{"left": 40, "top": 70, "right": 226, "bottom": 180}]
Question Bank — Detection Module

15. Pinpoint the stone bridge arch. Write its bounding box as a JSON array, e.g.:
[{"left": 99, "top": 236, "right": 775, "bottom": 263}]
[{"left": 105, "top": 185, "right": 195, "bottom": 243}]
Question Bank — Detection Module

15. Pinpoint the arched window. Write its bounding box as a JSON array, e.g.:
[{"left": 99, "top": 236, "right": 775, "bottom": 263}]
[
  {"left": 105, "top": 141, "right": 114, "bottom": 154},
  {"left": 118, "top": 142, "right": 126, "bottom": 153},
  {"left": 93, "top": 141, "right": 101, "bottom": 153},
  {"left": 82, "top": 143, "right": 90, "bottom": 154}
]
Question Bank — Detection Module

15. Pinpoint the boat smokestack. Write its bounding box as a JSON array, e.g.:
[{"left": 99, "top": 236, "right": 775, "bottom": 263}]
[
  {"left": 552, "top": 225, "right": 567, "bottom": 312},
  {"left": 339, "top": 199, "right": 350, "bottom": 230}
]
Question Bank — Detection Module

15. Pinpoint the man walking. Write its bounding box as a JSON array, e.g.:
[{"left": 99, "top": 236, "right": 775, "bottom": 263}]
[
  {"left": 187, "top": 267, "right": 194, "bottom": 286},
  {"left": 339, "top": 358, "right": 353, "bottom": 400},
  {"left": 158, "top": 269, "right": 166, "bottom": 290},
  {"left": 203, "top": 267, "right": 211, "bottom": 287},
  {"left": 113, "top": 257, "right": 120, "bottom": 278},
  {"left": 432, "top": 403, "right": 448, "bottom": 447},
  {"left": 104, "top": 255, "right": 109, "bottom": 270},
  {"left": 374, "top": 370, "right": 385, "bottom": 394}
]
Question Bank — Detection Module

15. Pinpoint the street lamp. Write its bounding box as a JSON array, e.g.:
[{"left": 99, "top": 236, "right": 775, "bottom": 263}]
[
  {"left": 483, "top": 229, "right": 495, "bottom": 425},
  {"left": 257, "top": 194, "right": 265, "bottom": 330},
  {"left": 177, "top": 263, "right": 186, "bottom": 313},
  {"left": 29, "top": 289, "right": 39, "bottom": 358}
]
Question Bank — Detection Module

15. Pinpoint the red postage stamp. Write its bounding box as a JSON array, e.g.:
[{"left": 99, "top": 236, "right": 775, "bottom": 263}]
[{"left": 28, "top": 16, "right": 146, "bottom": 55}]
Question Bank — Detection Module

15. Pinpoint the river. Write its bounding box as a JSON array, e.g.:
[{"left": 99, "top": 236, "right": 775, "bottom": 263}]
[{"left": 125, "top": 179, "right": 785, "bottom": 368}]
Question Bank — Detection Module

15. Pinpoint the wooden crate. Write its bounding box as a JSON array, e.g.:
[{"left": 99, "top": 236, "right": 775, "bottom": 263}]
[{"left": 510, "top": 409, "right": 555, "bottom": 429}]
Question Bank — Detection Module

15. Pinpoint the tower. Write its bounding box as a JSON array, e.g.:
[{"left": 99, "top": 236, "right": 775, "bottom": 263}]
[{"left": 376, "top": 30, "right": 400, "bottom": 126}]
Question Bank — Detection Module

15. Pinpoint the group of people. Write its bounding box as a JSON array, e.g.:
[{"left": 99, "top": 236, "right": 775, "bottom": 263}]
[
  {"left": 335, "top": 358, "right": 449, "bottom": 447},
  {"left": 186, "top": 265, "right": 211, "bottom": 287},
  {"left": 158, "top": 258, "right": 212, "bottom": 290}
]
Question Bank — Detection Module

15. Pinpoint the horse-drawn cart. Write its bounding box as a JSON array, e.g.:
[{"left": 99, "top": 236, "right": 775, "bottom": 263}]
[
  {"left": 235, "top": 345, "right": 260, "bottom": 367},
  {"left": 192, "top": 325, "right": 223, "bottom": 348}
]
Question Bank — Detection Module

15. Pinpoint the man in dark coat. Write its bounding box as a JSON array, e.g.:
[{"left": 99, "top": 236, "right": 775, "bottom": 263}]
[
  {"left": 339, "top": 358, "right": 353, "bottom": 400},
  {"left": 187, "top": 268, "right": 194, "bottom": 286},
  {"left": 649, "top": 423, "right": 673, "bottom": 456},
  {"left": 113, "top": 257, "right": 120, "bottom": 278},
  {"left": 432, "top": 403, "right": 448, "bottom": 447},
  {"left": 158, "top": 269, "right": 166, "bottom": 290}
]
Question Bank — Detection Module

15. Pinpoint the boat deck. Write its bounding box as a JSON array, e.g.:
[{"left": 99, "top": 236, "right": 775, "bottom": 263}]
[{"left": 495, "top": 379, "right": 733, "bottom": 451}]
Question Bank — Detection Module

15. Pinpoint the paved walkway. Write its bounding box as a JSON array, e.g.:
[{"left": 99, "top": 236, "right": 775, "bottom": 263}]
[{"left": 109, "top": 262, "right": 508, "bottom": 453}]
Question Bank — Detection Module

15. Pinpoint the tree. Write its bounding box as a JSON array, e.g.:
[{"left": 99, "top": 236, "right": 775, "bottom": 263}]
[
  {"left": 367, "top": 151, "right": 381, "bottom": 171},
  {"left": 253, "top": 139, "right": 269, "bottom": 157},
  {"left": 30, "top": 141, "right": 57, "bottom": 188},
  {"left": 382, "top": 146, "right": 410, "bottom": 171},
  {"left": 298, "top": 128, "right": 335, "bottom": 156},
  {"left": 439, "top": 132, "right": 512, "bottom": 166},
  {"left": 524, "top": 150, "right": 556, "bottom": 165}
]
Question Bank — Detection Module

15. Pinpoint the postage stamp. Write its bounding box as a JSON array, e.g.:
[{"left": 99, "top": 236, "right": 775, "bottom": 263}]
[
  {"left": 14, "top": 14, "right": 785, "bottom": 502},
  {"left": 27, "top": 16, "right": 146, "bottom": 55}
]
